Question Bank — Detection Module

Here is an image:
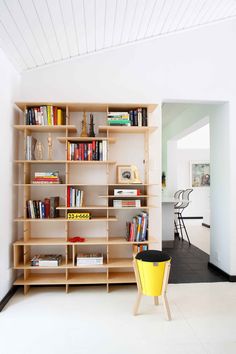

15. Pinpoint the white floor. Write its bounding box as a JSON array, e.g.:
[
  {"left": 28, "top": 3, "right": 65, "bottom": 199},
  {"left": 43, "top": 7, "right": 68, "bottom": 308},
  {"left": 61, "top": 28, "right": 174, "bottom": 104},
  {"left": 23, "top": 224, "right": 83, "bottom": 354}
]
[
  {"left": 183, "top": 220, "right": 210, "bottom": 254},
  {"left": 1, "top": 283, "right": 236, "bottom": 354}
]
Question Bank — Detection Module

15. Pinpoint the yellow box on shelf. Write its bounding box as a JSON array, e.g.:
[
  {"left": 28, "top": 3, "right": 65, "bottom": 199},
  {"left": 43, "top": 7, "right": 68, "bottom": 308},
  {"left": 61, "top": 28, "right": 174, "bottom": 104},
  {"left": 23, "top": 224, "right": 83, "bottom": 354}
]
[{"left": 67, "top": 212, "right": 91, "bottom": 220}]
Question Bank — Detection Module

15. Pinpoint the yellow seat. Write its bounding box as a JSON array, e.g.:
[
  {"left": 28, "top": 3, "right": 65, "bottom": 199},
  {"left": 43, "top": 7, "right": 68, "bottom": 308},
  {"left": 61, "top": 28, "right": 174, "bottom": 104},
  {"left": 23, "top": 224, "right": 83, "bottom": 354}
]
[{"left": 133, "top": 250, "right": 171, "bottom": 320}]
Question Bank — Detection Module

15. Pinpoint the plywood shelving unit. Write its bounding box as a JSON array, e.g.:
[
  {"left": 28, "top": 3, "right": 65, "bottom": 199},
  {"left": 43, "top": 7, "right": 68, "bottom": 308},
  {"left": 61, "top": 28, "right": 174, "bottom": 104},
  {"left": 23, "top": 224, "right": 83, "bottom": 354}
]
[{"left": 13, "top": 102, "right": 161, "bottom": 294}]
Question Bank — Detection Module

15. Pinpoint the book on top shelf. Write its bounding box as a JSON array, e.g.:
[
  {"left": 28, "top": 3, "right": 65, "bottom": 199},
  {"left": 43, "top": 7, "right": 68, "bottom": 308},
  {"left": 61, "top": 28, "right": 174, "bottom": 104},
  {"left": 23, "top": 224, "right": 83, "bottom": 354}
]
[
  {"left": 107, "top": 108, "right": 148, "bottom": 127},
  {"left": 25, "top": 106, "right": 65, "bottom": 126}
]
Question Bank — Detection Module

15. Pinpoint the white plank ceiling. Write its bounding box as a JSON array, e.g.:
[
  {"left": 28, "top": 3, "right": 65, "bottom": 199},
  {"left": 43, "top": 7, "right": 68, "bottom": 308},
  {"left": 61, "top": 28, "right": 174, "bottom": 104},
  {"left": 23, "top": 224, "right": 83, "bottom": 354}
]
[{"left": 0, "top": 0, "right": 236, "bottom": 71}]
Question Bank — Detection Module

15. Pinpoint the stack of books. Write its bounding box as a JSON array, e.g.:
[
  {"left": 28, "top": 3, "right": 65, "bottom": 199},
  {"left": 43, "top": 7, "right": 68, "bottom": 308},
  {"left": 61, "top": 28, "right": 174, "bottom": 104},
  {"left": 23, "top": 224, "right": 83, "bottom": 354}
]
[
  {"left": 31, "top": 254, "right": 62, "bottom": 267},
  {"left": 67, "top": 187, "right": 84, "bottom": 207},
  {"left": 25, "top": 106, "right": 64, "bottom": 125},
  {"left": 76, "top": 253, "right": 103, "bottom": 266},
  {"left": 113, "top": 200, "right": 141, "bottom": 208},
  {"left": 107, "top": 112, "right": 131, "bottom": 126},
  {"left": 133, "top": 244, "right": 148, "bottom": 253},
  {"left": 114, "top": 189, "right": 141, "bottom": 196},
  {"left": 126, "top": 212, "right": 148, "bottom": 242},
  {"left": 32, "top": 171, "right": 60, "bottom": 184},
  {"left": 26, "top": 196, "right": 59, "bottom": 218},
  {"left": 129, "top": 108, "right": 148, "bottom": 127},
  {"left": 26, "top": 136, "right": 37, "bottom": 160},
  {"left": 67, "top": 141, "right": 107, "bottom": 161}
]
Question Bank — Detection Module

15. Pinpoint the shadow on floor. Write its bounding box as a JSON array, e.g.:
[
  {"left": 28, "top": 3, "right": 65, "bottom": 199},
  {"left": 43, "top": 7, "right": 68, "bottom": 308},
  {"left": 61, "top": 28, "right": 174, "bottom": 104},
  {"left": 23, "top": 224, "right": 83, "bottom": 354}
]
[{"left": 163, "top": 238, "right": 227, "bottom": 284}]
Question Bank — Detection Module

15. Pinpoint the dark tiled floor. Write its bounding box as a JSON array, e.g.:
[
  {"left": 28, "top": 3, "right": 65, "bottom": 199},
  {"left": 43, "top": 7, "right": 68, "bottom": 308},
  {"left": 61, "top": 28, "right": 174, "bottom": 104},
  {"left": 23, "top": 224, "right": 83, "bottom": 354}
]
[{"left": 163, "top": 238, "right": 227, "bottom": 284}]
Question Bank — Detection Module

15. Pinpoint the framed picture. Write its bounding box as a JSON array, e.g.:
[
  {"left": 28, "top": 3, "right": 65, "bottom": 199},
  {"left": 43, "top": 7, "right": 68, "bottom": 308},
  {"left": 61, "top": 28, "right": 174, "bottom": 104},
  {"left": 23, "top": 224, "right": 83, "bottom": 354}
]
[
  {"left": 190, "top": 161, "right": 210, "bottom": 187},
  {"left": 117, "top": 165, "right": 141, "bottom": 184}
]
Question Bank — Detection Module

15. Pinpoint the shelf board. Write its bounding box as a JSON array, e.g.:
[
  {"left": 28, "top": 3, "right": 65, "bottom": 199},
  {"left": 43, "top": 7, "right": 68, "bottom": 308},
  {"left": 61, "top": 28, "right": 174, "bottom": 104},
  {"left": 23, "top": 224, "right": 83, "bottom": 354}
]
[
  {"left": 13, "top": 237, "right": 157, "bottom": 245},
  {"left": 98, "top": 126, "right": 157, "bottom": 134},
  {"left": 14, "top": 273, "right": 66, "bottom": 285},
  {"left": 57, "top": 206, "right": 152, "bottom": 210},
  {"left": 14, "top": 260, "right": 68, "bottom": 269},
  {"left": 14, "top": 125, "right": 77, "bottom": 132},
  {"left": 98, "top": 195, "right": 158, "bottom": 198},
  {"left": 108, "top": 258, "right": 133, "bottom": 268},
  {"left": 14, "top": 184, "right": 66, "bottom": 187},
  {"left": 57, "top": 136, "right": 116, "bottom": 143},
  {"left": 14, "top": 238, "right": 67, "bottom": 245},
  {"left": 67, "top": 273, "right": 107, "bottom": 284},
  {"left": 14, "top": 160, "right": 116, "bottom": 164},
  {"left": 14, "top": 217, "right": 117, "bottom": 222},
  {"left": 108, "top": 272, "right": 136, "bottom": 283}
]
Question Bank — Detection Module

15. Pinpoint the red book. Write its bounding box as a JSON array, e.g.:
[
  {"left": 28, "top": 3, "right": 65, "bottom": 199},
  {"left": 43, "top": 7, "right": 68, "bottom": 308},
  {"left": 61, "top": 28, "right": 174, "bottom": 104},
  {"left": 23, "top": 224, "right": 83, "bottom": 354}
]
[
  {"left": 67, "top": 187, "right": 70, "bottom": 207},
  {"left": 44, "top": 198, "right": 50, "bottom": 218},
  {"left": 53, "top": 106, "right": 57, "bottom": 125},
  {"left": 75, "top": 145, "right": 79, "bottom": 160},
  {"left": 92, "top": 141, "right": 96, "bottom": 160},
  {"left": 78, "top": 144, "right": 82, "bottom": 160},
  {"left": 81, "top": 144, "right": 85, "bottom": 161},
  {"left": 88, "top": 143, "right": 92, "bottom": 161}
]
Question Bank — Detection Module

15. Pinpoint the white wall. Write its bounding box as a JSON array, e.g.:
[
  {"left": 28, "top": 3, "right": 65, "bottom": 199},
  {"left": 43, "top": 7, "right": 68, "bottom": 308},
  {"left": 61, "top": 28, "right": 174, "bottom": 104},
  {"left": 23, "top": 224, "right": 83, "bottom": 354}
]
[
  {"left": 0, "top": 49, "right": 20, "bottom": 301},
  {"left": 16, "top": 18, "right": 236, "bottom": 275},
  {"left": 177, "top": 149, "right": 210, "bottom": 219}
]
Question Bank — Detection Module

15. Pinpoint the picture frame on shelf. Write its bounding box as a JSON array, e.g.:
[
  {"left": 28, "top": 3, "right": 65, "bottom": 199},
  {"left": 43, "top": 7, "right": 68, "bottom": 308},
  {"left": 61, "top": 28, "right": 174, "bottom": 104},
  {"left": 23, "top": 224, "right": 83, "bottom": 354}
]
[
  {"left": 117, "top": 165, "right": 141, "bottom": 184},
  {"left": 190, "top": 161, "right": 210, "bottom": 187}
]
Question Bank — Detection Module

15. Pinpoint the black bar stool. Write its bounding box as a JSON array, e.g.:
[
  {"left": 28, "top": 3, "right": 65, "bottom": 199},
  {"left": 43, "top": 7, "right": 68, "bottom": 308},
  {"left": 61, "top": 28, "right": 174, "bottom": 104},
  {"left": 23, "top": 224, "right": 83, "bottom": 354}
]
[{"left": 174, "top": 189, "right": 193, "bottom": 245}]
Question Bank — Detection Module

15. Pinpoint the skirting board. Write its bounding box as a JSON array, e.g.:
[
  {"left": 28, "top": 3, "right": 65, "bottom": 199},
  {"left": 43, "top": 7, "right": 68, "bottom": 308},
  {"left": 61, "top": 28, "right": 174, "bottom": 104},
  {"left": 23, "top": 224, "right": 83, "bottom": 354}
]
[
  {"left": 208, "top": 262, "right": 236, "bottom": 282},
  {"left": 0, "top": 286, "right": 19, "bottom": 312}
]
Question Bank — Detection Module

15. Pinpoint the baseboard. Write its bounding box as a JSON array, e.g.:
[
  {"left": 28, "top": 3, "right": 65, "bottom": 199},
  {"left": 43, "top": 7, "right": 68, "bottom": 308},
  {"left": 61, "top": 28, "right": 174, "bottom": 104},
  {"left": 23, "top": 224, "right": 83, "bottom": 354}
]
[
  {"left": 0, "top": 286, "right": 19, "bottom": 312},
  {"left": 208, "top": 262, "right": 236, "bottom": 281},
  {"left": 202, "top": 223, "right": 210, "bottom": 228},
  {"left": 182, "top": 216, "right": 203, "bottom": 220}
]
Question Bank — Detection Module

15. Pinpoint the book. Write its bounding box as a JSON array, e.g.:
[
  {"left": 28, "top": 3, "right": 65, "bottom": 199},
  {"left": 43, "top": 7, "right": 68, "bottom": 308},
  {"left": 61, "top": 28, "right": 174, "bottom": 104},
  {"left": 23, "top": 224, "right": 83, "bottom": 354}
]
[
  {"left": 67, "top": 141, "right": 107, "bottom": 161},
  {"left": 113, "top": 200, "right": 141, "bottom": 207},
  {"left": 25, "top": 106, "right": 65, "bottom": 126},
  {"left": 126, "top": 212, "right": 148, "bottom": 242},
  {"left": 31, "top": 254, "right": 62, "bottom": 267},
  {"left": 114, "top": 189, "right": 141, "bottom": 196},
  {"left": 50, "top": 196, "right": 59, "bottom": 218},
  {"left": 26, "top": 136, "right": 37, "bottom": 160},
  {"left": 76, "top": 253, "right": 103, "bottom": 266}
]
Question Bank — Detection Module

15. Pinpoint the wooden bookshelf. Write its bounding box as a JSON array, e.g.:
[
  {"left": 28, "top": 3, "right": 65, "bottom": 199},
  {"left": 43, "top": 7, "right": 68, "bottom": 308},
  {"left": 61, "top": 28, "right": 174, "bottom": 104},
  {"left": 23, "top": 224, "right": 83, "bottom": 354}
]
[{"left": 13, "top": 102, "right": 160, "bottom": 294}]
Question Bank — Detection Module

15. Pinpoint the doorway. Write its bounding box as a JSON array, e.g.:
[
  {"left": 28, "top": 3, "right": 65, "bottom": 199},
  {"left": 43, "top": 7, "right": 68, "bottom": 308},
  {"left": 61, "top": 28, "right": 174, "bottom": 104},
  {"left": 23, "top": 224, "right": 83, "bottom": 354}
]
[{"left": 161, "top": 101, "right": 227, "bottom": 283}]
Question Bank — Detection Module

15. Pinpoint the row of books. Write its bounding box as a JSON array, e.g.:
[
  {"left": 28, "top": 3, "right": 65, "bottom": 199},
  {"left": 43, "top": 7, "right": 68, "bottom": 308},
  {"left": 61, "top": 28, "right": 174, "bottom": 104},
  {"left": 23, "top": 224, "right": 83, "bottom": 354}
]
[
  {"left": 26, "top": 197, "right": 59, "bottom": 218},
  {"left": 107, "top": 108, "right": 148, "bottom": 126},
  {"left": 133, "top": 244, "right": 148, "bottom": 253},
  {"left": 31, "top": 254, "right": 62, "bottom": 266},
  {"left": 67, "top": 187, "right": 84, "bottom": 207},
  {"left": 26, "top": 136, "right": 37, "bottom": 160},
  {"left": 67, "top": 141, "right": 107, "bottom": 161},
  {"left": 126, "top": 212, "right": 148, "bottom": 242},
  {"left": 113, "top": 200, "right": 141, "bottom": 208},
  {"left": 25, "top": 106, "right": 64, "bottom": 126},
  {"left": 32, "top": 171, "right": 60, "bottom": 184}
]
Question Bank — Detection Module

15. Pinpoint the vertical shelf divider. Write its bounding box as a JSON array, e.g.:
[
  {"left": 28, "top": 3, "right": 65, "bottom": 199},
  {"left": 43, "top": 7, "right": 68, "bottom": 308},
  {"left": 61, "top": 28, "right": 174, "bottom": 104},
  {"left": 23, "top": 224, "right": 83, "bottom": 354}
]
[
  {"left": 106, "top": 109, "right": 110, "bottom": 291},
  {"left": 65, "top": 105, "right": 69, "bottom": 292}
]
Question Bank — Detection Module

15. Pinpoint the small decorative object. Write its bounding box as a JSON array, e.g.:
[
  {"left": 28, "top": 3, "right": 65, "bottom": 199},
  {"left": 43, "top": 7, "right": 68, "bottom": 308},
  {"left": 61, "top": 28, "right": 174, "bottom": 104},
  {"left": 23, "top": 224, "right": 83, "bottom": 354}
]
[
  {"left": 80, "top": 111, "right": 88, "bottom": 137},
  {"left": 89, "top": 113, "right": 95, "bottom": 137},
  {"left": 117, "top": 165, "right": 141, "bottom": 184},
  {"left": 47, "top": 133, "right": 53, "bottom": 160},
  {"left": 34, "top": 140, "right": 44, "bottom": 160},
  {"left": 162, "top": 172, "right": 166, "bottom": 189},
  {"left": 190, "top": 161, "right": 210, "bottom": 187}
]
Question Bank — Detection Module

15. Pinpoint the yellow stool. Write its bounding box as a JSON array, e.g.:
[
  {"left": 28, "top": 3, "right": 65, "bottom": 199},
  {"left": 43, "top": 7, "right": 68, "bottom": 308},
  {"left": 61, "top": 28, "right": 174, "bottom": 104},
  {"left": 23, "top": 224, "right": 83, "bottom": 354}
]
[{"left": 133, "top": 250, "right": 171, "bottom": 320}]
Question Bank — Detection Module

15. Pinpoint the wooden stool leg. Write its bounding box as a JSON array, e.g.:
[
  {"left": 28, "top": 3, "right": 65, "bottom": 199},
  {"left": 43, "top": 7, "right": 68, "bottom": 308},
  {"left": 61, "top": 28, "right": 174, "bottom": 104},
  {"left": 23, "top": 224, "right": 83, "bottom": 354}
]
[
  {"left": 154, "top": 296, "right": 159, "bottom": 305},
  {"left": 133, "top": 259, "right": 143, "bottom": 316},
  {"left": 162, "top": 293, "right": 171, "bottom": 320},
  {"left": 161, "top": 262, "right": 172, "bottom": 321},
  {"left": 133, "top": 292, "right": 142, "bottom": 315}
]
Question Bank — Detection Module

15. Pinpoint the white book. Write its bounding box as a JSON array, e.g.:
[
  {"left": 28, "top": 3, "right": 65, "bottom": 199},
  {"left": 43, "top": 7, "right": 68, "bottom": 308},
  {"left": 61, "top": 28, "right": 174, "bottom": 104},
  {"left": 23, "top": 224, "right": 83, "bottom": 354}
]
[{"left": 114, "top": 189, "right": 139, "bottom": 196}]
